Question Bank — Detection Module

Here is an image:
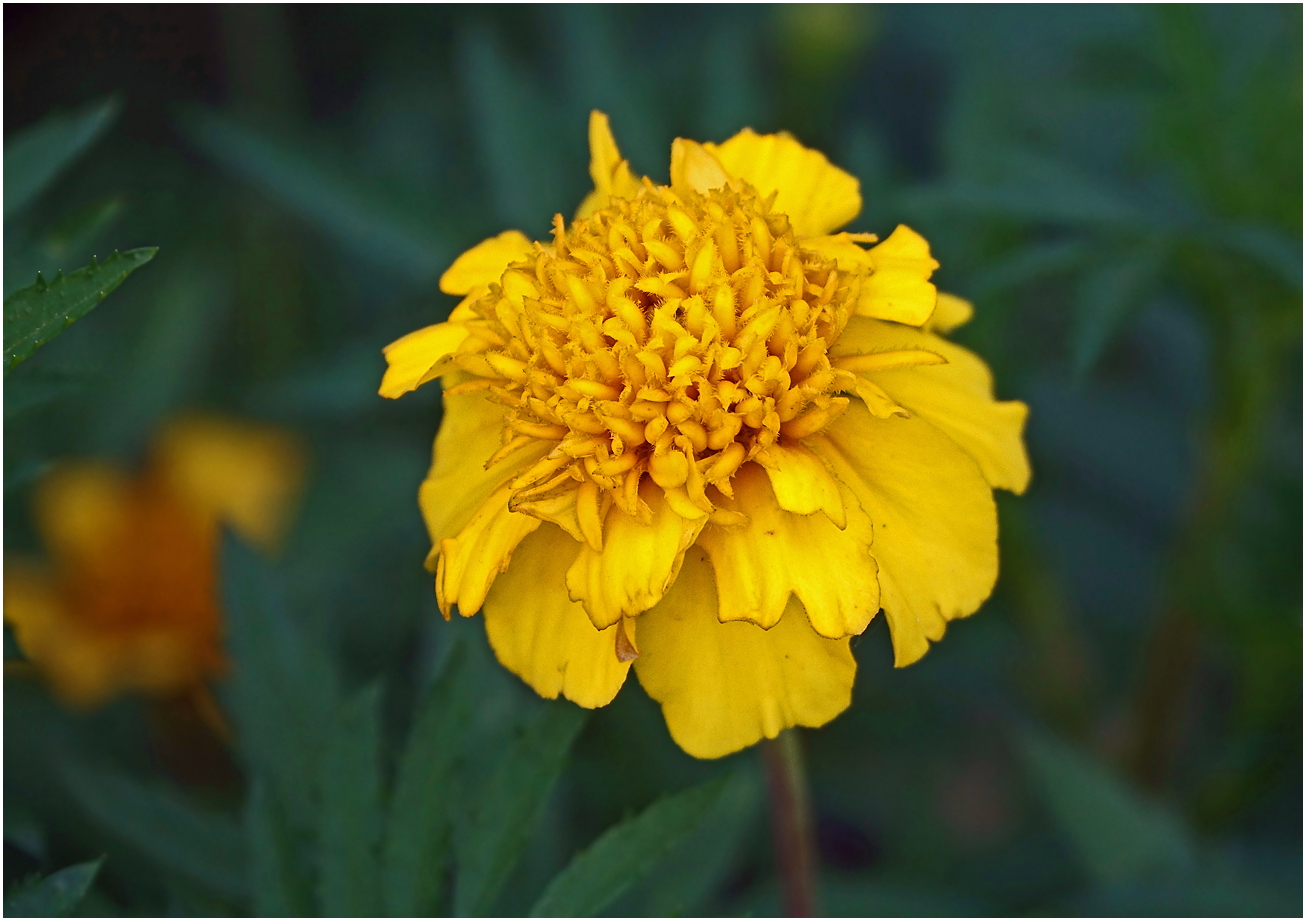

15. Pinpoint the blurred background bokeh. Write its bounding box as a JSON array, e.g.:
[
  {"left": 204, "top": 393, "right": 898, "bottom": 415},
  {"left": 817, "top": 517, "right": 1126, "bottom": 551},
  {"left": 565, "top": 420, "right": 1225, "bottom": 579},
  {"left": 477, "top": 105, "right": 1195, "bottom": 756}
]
[{"left": 4, "top": 5, "right": 1301, "bottom": 916}]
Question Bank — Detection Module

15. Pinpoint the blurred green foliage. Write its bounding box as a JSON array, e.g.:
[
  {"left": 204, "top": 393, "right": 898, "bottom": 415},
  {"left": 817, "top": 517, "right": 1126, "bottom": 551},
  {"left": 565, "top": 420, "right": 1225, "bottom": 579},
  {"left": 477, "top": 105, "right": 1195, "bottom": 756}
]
[{"left": 4, "top": 5, "right": 1301, "bottom": 916}]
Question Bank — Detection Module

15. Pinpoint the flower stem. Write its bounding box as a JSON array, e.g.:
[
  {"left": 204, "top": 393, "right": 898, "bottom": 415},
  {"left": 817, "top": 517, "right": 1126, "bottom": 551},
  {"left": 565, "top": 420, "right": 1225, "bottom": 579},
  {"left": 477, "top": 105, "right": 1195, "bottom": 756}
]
[{"left": 761, "top": 729, "right": 818, "bottom": 917}]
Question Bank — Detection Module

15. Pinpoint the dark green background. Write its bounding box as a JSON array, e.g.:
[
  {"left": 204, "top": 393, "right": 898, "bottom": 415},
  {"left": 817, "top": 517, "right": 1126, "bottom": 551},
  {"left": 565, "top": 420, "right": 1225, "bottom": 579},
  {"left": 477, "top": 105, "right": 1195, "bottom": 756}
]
[{"left": 5, "top": 5, "right": 1301, "bottom": 916}]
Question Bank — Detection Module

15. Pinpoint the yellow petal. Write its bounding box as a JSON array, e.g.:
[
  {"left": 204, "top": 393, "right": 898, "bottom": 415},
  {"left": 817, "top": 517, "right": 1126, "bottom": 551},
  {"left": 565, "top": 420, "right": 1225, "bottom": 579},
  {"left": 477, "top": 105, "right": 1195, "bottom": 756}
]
[
  {"left": 3, "top": 562, "right": 208, "bottom": 708},
  {"left": 833, "top": 349, "right": 946, "bottom": 373},
  {"left": 856, "top": 226, "right": 938, "bottom": 326},
  {"left": 565, "top": 479, "right": 706, "bottom": 629},
  {"left": 419, "top": 391, "right": 551, "bottom": 550},
  {"left": 151, "top": 415, "right": 304, "bottom": 551},
  {"left": 696, "top": 463, "right": 877, "bottom": 637},
  {"left": 834, "top": 317, "right": 1031, "bottom": 493},
  {"left": 32, "top": 463, "right": 132, "bottom": 567},
  {"left": 927, "top": 292, "right": 974, "bottom": 333},
  {"left": 483, "top": 525, "right": 630, "bottom": 708},
  {"left": 436, "top": 482, "right": 542, "bottom": 618},
  {"left": 844, "top": 376, "right": 910, "bottom": 419},
  {"left": 808, "top": 402, "right": 998, "bottom": 667},
  {"left": 800, "top": 232, "right": 875, "bottom": 272},
  {"left": 633, "top": 547, "right": 856, "bottom": 759},
  {"left": 379, "top": 321, "right": 473, "bottom": 399},
  {"left": 439, "top": 230, "right": 534, "bottom": 295},
  {"left": 0, "top": 563, "right": 102, "bottom": 706},
  {"left": 577, "top": 111, "right": 643, "bottom": 219},
  {"left": 754, "top": 441, "right": 845, "bottom": 528},
  {"left": 508, "top": 486, "right": 585, "bottom": 544},
  {"left": 708, "top": 129, "right": 861, "bottom": 237},
  {"left": 868, "top": 224, "right": 940, "bottom": 276},
  {"left": 669, "top": 138, "right": 729, "bottom": 197}
]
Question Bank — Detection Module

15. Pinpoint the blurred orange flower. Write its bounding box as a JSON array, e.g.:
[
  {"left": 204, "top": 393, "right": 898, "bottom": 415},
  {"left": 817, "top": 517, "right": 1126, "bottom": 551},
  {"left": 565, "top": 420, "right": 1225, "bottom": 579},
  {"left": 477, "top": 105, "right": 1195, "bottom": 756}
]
[{"left": 4, "top": 416, "right": 304, "bottom": 709}]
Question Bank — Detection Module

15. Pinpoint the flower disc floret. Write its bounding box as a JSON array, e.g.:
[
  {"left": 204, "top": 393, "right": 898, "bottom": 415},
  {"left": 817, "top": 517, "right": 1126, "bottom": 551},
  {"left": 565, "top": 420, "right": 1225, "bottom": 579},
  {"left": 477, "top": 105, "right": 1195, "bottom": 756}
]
[{"left": 448, "top": 180, "right": 861, "bottom": 528}]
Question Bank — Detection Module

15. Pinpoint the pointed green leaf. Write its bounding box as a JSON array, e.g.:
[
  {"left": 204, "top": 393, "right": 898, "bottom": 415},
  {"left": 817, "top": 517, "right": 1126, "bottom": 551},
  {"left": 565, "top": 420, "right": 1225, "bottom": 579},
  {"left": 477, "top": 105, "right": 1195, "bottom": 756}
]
[
  {"left": 244, "top": 776, "right": 313, "bottom": 917},
  {"left": 60, "top": 763, "right": 245, "bottom": 902},
  {"left": 382, "top": 641, "right": 473, "bottom": 917},
  {"left": 319, "top": 683, "right": 385, "bottom": 918},
  {"left": 4, "top": 858, "right": 103, "bottom": 918},
  {"left": 221, "top": 534, "right": 340, "bottom": 834},
  {"left": 4, "top": 96, "right": 120, "bottom": 219},
  {"left": 3, "top": 248, "right": 157, "bottom": 374},
  {"left": 1018, "top": 729, "right": 1197, "bottom": 887},
  {"left": 455, "top": 701, "right": 588, "bottom": 917},
  {"left": 530, "top": 773, "right": 741, "bottom": 918}
]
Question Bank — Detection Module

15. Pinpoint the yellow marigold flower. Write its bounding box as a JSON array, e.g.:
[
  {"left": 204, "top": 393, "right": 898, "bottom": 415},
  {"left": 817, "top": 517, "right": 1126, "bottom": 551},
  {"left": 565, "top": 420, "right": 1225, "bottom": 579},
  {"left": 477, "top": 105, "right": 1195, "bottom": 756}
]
[
  {"left": 381, "top": 112, "right": 1029, "bottom": 759},
  {"left": 4, "top": 416, "right": 304, "bottom": 709}
]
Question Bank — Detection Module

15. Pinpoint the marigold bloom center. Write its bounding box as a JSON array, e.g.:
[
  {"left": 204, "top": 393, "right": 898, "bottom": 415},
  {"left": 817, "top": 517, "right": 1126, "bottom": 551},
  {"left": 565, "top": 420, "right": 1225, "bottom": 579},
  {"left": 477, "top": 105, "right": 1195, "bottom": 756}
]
[{"left": 451, "top": 181, "right": 860, "bottom": 523}]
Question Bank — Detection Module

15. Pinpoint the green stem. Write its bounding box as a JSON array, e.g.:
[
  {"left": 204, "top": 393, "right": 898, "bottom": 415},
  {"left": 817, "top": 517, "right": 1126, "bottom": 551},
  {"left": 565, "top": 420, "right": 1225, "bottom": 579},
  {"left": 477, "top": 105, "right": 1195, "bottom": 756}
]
[{"left": 761, "top": 730, "right": 818, "bottom": 917}]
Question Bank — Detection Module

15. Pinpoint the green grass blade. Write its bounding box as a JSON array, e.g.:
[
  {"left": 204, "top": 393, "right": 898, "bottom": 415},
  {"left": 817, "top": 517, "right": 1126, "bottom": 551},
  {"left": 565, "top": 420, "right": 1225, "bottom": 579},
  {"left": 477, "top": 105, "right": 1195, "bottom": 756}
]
[{"left": 3, "top": 248, "right": 157, "bottom": 374}]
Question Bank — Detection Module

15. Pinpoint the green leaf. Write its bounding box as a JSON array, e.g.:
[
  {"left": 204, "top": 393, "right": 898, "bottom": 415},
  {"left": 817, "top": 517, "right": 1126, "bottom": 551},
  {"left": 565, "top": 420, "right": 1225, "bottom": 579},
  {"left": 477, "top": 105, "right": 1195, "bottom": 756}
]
[
  {"left": 43, "top": 196, "right": 127, "bottom": 263},
  {"left": 530, "top": 773, "right": 740, "bottom": 918},
  {"left": 3, "top": 623, "right": 26, "bottom": 662},
  {"left": 454, "top": 701, "right": 589, "bottom": 917},
  {"left": 967, "top": 239, "right": 1093, "bottom": 301},
  {"left": 220, "top": 533, "right": 341, "bottom": 834},
  {"left": 4, "top": 96, "right": 120, "bottom": 220},
  {"left": 697, "top": 22, "right": 766, "bottom": 143},
  {"left": 622, "top": 767, "right": 763, "bottom": 917},
  {"left": 60, "top": 763, "right": 245, "bottom": 902},
  {"left": 819, "top": 879, "right": 987, "bottom": 918},
  {"left": 244, "top": 777, "right": 313, "bottom": 918},
  {"left": 3, "top": 366, "right": 98, "bottom": 418},
  {"left": 457, "top": 25, "right": 565, "bottom": 233},
  {"left": 382, "top": 641, "right": 474, "bottom": 917},
  {"left": 1212, "top": 222, "right": 1303, "bottom": 290},
  {"left": 554, "top": 7, "right": 662, "bottom": 172},
  {"left": 176, "top": 109, "right": 451, "bottom": 280},
  {"left": 1070, "top": 241, "right": 1168, "bottom": 378},
  {"left": 1018, "top": 729, "right": 1197, "bottom": 887},
  {"left": 89, "top": 254, "right": 229, "bottom": 454},
  {"left": 3, "top": 248, "right": 157, "bottom": 374},
  {"left": 318, "top": 683, "right": 385, "bottom": 918},
  {"left": 4, "top": 858, "right": 103, "bottom": 918},
  {"left": 910, "top": 149, "right": 1159, "bottom": 229}
]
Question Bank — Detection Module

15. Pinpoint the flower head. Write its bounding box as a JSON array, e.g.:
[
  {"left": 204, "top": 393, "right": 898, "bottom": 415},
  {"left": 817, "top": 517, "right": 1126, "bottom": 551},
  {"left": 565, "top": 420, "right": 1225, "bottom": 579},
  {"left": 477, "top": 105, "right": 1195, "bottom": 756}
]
[
  {"left": 4, "top": 416, "right": 303, "bottom": 709},
  {"left": 382, "top": 113, "right": 1029, "bottom": 758}
]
